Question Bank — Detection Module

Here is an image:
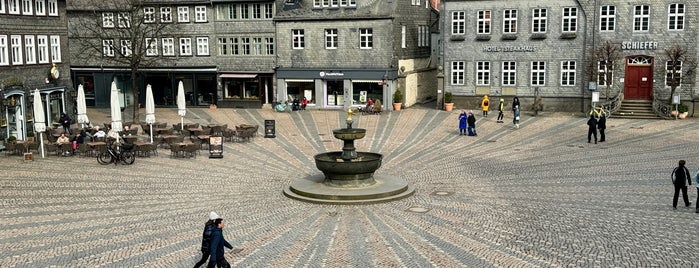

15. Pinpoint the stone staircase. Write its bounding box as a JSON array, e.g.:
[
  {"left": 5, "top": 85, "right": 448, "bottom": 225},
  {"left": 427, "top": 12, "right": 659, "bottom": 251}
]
[{"left": 613, "top": 99, "right": 659, "bottom": 119}]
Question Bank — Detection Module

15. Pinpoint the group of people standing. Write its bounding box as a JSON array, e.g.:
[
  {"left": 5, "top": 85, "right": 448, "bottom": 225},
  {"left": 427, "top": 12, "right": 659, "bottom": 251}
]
[
  {"left": 458, "top": 96, "right": 522, "bottom": 135},
  {"left": 586, "top": 113, "right": 607, "bottom": 144},
  {"left": 671, "top": 160, "right": 699, "bottom": 213}
]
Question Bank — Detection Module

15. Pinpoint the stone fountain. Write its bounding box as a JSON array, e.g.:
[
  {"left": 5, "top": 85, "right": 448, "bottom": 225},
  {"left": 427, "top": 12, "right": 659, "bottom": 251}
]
[{"left": 284, "top": 109, "right": 414, "bottom": 204}]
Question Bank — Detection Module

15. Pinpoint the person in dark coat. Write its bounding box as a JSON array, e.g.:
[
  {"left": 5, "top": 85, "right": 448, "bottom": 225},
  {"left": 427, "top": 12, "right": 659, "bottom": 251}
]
[
  {"left": 60, "top": 113, "right": 72, "bottom": 134},
  {"left": 587, "top": 116, "right": 597, "bottom": 144},
  {"left": 512, "top": 97, "right": 520, "bottom": 112},
  {"left": 194, "top": 212, "right": 218, "bottom": 268},
  {"left": 467, "top": 111, "right": 477, "bottom": 136},
  {"left": 458, "top": 111, "right": 468, "bottom": 135},
  {"left": 207, "top": 218, "right": 233, "bottom": 268},
  {"left": 597, "top": 114, "right": 606, "bottom": 142},
  {"left": 671, "top": 160, "right": 692, "bottom": 210},
  {"left": 496, "top": 98, "right": 505, "bottom": 123}
]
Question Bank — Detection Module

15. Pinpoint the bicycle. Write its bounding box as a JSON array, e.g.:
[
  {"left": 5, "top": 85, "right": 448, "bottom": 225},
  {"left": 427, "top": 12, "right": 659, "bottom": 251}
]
[
  {"left": 589, "top": 105, "right": 610, "bottom": 118},
  {"left": 97, "top": 141, "right": 135, "bottom": 165}
]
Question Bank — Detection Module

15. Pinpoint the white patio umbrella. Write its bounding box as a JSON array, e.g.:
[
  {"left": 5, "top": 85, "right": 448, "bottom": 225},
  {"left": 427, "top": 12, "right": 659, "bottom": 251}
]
[
  {"left": 76, "top": 84, "right": 90, "bottom": 129},
  {"left": 32, "top": 89, "right": 46, "bottom": 158},
  {"left": 145, "top": 84, "right": 155, "bottom": 143},
  {"left": 176, "top": 81, "right": 186, "bottom": 131},
  {"left": 107, "top": 81, "right": 123, "bottom": 139}
]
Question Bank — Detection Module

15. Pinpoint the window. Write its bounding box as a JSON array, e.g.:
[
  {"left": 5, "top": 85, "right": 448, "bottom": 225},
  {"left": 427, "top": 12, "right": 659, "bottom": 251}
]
[
  {"left": 195, "top": 6, "right": 207, "bottom": 22},
  {"left": 531, "top": 61, "right": 546, "bottom": 86},
  {"left": 477, "top": 10, "right": 491, "bottom": 34},
  {"left": 292, "top": 29, "right": 304, "bottom": 49},
  {"left": 418, "top": 25, "right": 429, "bottom": 47},
  {"left": 668, "top": 3, "right": 684, "bottom": 31},
  {"left": 21, "top": 0, "right": 32, "bottom": 15},
  {"left": 252, "top": 37, "right": 262, "bottom": 55},
  {"left": 562, "top": 7, "right": 577, "bottom": 32},
  {"left": 401, "top": 26, "right": 406, "bottom": 48},
  {"left": 0, "top": 36, "right": 8, "bottom": 66},
  {"left": 230, "top": 37, "right": 239, "bottom": 55},
  {"left": 145, "top": 38, "right": 157, "bottom": 56},
  {"left": 50, "top": 35, "right": 60, "bottom": 62},
  {"left": 196, "top": 37, "right": 209, "bottom": 55},
  {"left": 252, "top": 4, "right": 261, "bottom": 19},
  {"left": 217, "top": 38, "right": 228, "bottom": 55},
  {"left": 24, "top": 35, "right": 35, "bottom": 64},
  {"left": 597, "top": 61, "right": 613, "bottom": 86},
  {"left": 532, "top": 8, "right": 547, "bottom": 33},
  {"left": 325, "top": 29, "right": 338, "bottom": 49},
  {"left": 35, "top": 0, "right": 45, "bottom": 16},
  {"left": 476, "top": 61, "right": 490, "bottom": 86},
  {"left": 162, "top": 38, "right": 174, "bottom": 56},
  {"left": 8, "top": 0, "right": 19, "bottom": 14},
  {"left": 359, "top": 28, "right": 373, "bottom": 49},
  {"left": 452, "top": 11, "right": 465, "bottom": 35},
  {"left": 178, "top": 6, "right": 189, "bottom": 22},
  {"left": 224, "top": 4, "right": 237, "bottom": 20},
  {"left": 502, "top": 61, "right": 516, "bottom": 86},
  {"left": 264, "top": 3, "right": 273, "bottom": 19},
  {"left": 240, "top": 37, "right": 250, "bottom": 55},
  {"left": 144, "top": 7, "right": 155, "bottom": 23},
  {"left": 161, "top": 7, "right": 172, "bottom": 23},
  {"left": 241, "top": 4, "right": 249, "bottom": 19},
  {"left": 411, "top": 0, "right": 420, "bottom": 6},
  {"left": 120, "top": 40, "right": 131, "bottom": 56},
  {"left": 179, "top": 38, "right": 192, "bottom": 55},
  {"left": 0, "top": 0, "right": 5, "bottom": 13},
  {"left": 102, "top": 39, "right": 114, "bottom": 57},
  {"left": 665, "top": 60, "right": 682, "bottom": 87},
  {"left": 265, "top": 37, "right": 274, "bottom": 55},
  {"left": 560, "top": 61, "right": 576, "bottom": 86},
  {"left": 503, "top": 9, "right": 517, "bottom": 33},
  {"left": 37, "top": 35, "right": 48, "bottom": 63},
  {"left": 10, "top": 35, "right": 22, "bottom": 65},
  {"left": 102, "top": 12, "right": 115, "bottom": 28},
  {"left": 451, "top": 61, "right": 465, "bottom": 85},
  {"left": 599, "top": 6, "right": 616, "bottom": 32},
  {"left": 47, "top": 0, "right": 56, "bottom": 16},
  {"left": 340, "top": 0, "right": 356, "bottom": 7},
  {"left": 633, "top": 5, "right": 649, "bottom": 32},
  {"left": 117, "top": 13, "right": 130, "bottom": 28}
]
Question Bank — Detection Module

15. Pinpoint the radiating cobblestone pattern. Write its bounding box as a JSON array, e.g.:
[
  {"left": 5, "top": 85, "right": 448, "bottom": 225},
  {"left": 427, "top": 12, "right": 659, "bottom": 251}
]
[{"left": 2, "top": 107, "right": 699, "bottom": 267}]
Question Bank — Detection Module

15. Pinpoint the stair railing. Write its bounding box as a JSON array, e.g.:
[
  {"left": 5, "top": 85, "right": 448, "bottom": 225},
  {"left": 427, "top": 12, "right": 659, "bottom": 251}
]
[
  {"left": 652, "top": 96, "right": 675, "bottom": 119},
  {"left": 598, "top": 92, "right": 623, "bottom": 118}
]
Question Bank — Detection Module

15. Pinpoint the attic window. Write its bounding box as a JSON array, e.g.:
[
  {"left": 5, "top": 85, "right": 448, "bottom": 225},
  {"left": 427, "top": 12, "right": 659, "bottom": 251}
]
[{"left": 285, "top": 0, "right": 298, "bottom": 4}]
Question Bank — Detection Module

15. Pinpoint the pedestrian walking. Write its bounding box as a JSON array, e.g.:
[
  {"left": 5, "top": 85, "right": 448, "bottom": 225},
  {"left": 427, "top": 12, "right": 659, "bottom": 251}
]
[
  {"left": 513, "top": 105, "right": 520, "bottom": 129},
  {"left": 671, "top": 160, "right": 692, "bottom": 210},
  {"left": 597, "top": 114, "right": 606, "bottom": 142},
  {"left": 207, "top": 217, "right": 233, "bottom": 268},
  {"left": 193, "top": 212, "right": 219, "bottom": 268},
  {"left": 458, "top": 111, "right": 468, "bottom": 136},
  {"left": 467, "top": 111, "right": 477, "bottom": 136},
  {"left": 512, "top": 97, "right": 520, "bottom": 112},
  {"left": 481, "top": 95, "right": 490, "bottom": 117},
  {"left": 496, "top": 98, "right": 505, "bottom": 123},
  {"left": 587, "top": 116, "right": 597, "bottom": 144},
  {"left": 694, "top": 169, "right": 699, "bottom": 213}
]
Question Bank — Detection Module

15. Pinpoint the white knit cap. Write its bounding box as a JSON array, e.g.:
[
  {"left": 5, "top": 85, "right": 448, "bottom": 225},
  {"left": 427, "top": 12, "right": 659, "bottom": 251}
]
[{"left": 209, "top": 211, "right": 220, "bottom": 220}]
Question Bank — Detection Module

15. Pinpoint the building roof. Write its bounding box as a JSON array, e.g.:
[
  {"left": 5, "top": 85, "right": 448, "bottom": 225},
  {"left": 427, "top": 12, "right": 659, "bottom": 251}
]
[{"left": 66, "top": 0, "right": 212, "bottom": 11}]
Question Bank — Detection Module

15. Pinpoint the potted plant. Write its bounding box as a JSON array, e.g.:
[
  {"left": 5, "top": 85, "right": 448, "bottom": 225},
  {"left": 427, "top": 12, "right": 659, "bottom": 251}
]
[
  {"left": 392, "top": 90, "right": 403, "bottom": 111},
  {"left": 26, "top": 132, "right": 35, "bottom": 142},
  {"left": 8, "top": 135, "right": 17, "bottom": 143},
  {"left": 675, "top": 103, "right": 689, "bottom": 119},
  {"left": 444, "top": 91, "right": 454, "bottom": 111}
]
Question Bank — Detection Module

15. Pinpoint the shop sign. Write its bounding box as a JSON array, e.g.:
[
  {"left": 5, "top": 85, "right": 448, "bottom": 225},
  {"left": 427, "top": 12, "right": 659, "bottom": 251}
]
[
  {"left": 482, "top": 46, "right": 535, "bottom": 52},
  {"left": 621, "top": 41, "right": 658, "bottom": 50},
  {"left": 319, "top": 71, "right": 344, "bottom": 78}
]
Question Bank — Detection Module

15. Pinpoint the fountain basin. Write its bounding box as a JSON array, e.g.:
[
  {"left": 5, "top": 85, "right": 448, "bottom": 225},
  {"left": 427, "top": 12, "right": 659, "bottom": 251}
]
[
  {"left": 315, "top": 152, "right": 382, "bottom": 187},
  {"left": 333, "top": 128, "right": 366, "bottom": 140}
]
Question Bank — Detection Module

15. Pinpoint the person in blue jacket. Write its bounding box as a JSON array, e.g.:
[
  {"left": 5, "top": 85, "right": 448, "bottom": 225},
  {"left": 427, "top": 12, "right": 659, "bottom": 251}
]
[
  {"left": 458, "top": 111, "right": 468, "bottom": 135},
  {"left": 207, "top": 218, "right": 233, "bottom": 268},
  {"left": 193, "top": 212, "right": 218, "bottom": 268}
]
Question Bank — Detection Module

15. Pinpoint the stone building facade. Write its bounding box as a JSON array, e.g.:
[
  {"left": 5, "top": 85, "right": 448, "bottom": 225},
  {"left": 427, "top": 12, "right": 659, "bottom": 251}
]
[
  {"left": 0, "top": 0, "right": 71, "bottom": 140},
  {"left": 441, "top": 0, "right": 697, "bottom": 112}
]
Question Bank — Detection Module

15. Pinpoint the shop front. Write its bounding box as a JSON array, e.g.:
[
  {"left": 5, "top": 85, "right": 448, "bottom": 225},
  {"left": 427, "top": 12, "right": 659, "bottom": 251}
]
[
  {"left": 217, "top": 73, "right": 274, "bottom": 108},
  {"left": 2, "top": 88, "right": 27, "bottom": 141},
  {"left": 275, "top": 68, "right": 396, "bottom": 110}
]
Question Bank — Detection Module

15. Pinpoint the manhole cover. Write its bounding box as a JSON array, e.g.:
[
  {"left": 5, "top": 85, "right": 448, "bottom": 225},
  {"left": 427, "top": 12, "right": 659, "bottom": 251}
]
[
  {"left": 406, "top": 207, "right": 430, "bottom": 213},
  {"left": 431, "top": 191, "right": 453, "bottom": 196}
]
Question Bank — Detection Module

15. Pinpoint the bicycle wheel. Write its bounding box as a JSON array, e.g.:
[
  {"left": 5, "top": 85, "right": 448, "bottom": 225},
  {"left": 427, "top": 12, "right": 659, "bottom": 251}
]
[
  {"left": 121, "top": 151, "right": 135, "bottom": 165},
  {"left": 97, "top": 152, "right": 113, "bottom": 165}
]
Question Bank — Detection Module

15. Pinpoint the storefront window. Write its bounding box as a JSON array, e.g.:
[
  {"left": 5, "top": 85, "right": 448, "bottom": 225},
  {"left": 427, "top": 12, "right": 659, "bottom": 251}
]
[
  {"left": 196, "top": 75, "right": 216, "bottom": 105},
  {"left": 287, "top": 81, "right": 314, "bottom": 103},
  {"left": 76, "top": 75, "right": 95, "bottom": 106},
  {"left": 224, "top": 79, "right": 259, "bottom": 100},
  {"left": 325, "top": 80, "right": 343, "bottom": 106},
  {"left": 352, "top": 81, "right": 383, "bottom": 106}
]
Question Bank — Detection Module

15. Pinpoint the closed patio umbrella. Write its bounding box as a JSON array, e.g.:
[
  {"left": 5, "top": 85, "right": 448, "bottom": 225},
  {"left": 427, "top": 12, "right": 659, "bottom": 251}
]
[
  {"left": 108, "top": 81, "right": 123, "bottom": 139},
  {"left": 76, "top": 84, "right": 90, "bottom": 129},
  {"left": 32, "top": 89, "right": 46, "bottom": 158},
  {"left": 177, "top": 81, "right": 186, "bottom": 131},
  {"left": 145, "top": 84, "right": 155, "bottom": 143}
]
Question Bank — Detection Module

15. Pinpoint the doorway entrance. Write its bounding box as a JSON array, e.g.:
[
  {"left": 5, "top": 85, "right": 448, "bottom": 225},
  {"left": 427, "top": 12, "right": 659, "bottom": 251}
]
[{"left": 624, "top": 55, "right": 654, "bottom": 100}]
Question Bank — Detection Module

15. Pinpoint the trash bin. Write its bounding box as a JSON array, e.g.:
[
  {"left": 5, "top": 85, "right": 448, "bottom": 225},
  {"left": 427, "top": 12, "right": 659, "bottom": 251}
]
[{"left": 264, "top": 120, "right": 275, "bottom": 138}]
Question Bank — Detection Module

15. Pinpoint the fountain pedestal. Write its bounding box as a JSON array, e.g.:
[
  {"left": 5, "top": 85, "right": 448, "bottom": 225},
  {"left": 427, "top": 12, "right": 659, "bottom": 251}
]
[{"left": 284, "top": 116, "right": 414, "bottom": 204}]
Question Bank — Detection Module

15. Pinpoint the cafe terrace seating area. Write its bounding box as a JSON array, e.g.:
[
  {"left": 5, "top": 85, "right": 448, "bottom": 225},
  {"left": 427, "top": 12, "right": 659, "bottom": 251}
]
[{"left": 1, "top": 121, "right": 258, "bottom": 159}]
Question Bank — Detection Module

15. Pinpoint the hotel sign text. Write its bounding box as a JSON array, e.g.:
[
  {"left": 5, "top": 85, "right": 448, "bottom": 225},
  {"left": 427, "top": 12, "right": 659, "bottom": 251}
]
[{"left": 482, "top": 46, "right": 536, "bottom": 52}]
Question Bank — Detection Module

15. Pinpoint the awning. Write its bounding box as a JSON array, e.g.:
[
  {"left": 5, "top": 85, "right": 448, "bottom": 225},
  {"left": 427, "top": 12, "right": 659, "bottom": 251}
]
[
  {"left": 351, "top": 80, "right": 382, "bottom": 83},
  {"left": 220, "top": 73, "right": 258, "bottom": 78},
  {"left": 285, "top": 79, "right": 314, "bottom": 83}
]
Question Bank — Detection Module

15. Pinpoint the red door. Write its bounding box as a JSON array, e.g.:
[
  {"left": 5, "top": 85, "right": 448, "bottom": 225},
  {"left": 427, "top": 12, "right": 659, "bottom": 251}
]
[{"left": 624, "top": 56, "right": 654, "bottom": 100}]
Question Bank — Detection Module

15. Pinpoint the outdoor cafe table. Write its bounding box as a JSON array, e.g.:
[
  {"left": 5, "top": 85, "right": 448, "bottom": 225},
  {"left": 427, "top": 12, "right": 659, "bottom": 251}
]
[
  {"left": 122, "top": 136, "right": 138, "bottom": 144},
  {"left": 153, "top": 127, "right": 170, "bottom": 136},
  {"left": 86, "top": 141, "right": 106, "bottom": 156}
]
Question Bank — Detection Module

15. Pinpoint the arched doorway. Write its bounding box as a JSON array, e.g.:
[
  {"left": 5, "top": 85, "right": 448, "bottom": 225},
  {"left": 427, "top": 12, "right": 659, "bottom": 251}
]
[{"left": 623, "top": 55, "right": 654, "bottom": 99}]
